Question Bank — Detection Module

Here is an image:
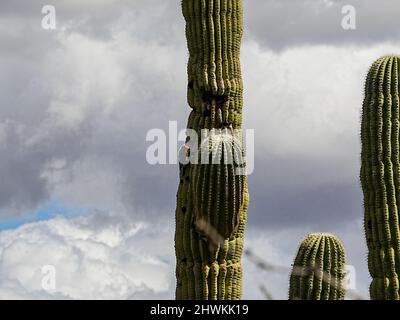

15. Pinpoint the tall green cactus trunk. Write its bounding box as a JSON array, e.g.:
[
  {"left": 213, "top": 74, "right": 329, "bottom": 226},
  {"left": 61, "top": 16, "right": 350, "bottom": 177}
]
[
  {"left": 175, "top": 0, "right": 248, "bottom": 300},
  {"left": 361, "top": 56, "right": 400, "bottom": 300},
  {"left": 289, "top": 233, "right": 346, "bottom": 300}
]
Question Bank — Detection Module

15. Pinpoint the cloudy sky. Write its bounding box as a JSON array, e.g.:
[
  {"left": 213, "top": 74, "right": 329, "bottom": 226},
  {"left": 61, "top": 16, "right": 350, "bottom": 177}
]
[{"left": 0, "top": 0, "right": 400, "bottom": 300}]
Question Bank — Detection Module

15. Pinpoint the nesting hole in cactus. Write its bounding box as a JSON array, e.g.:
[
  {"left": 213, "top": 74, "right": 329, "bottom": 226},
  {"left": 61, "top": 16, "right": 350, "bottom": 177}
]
[
  {"left": 201, "top": 91, "right": 229, "bottom": 108},
  {"left": 182, "top": 163, "right": 189, "bottom": 174},
  {"left": 203, "top": 109, "right": 212, "bottom": 117},
  {"left": 181, "top": 206, "right": 187, "bottom": 213},
  {"left": 188, "top": 81, "right": 194, "bottom": 90}
]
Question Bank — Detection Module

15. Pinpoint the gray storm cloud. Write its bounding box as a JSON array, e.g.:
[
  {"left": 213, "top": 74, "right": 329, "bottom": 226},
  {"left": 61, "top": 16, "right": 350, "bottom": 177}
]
[{"left": 244, "top": 0, "right": 400, "bottom": 50}]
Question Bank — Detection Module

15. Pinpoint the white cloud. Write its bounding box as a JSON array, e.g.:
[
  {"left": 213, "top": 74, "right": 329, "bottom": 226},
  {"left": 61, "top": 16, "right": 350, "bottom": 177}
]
[
  {"left": 243, "top": 41, "right": 400, "bottom": 188},
  {"left": 43, "top": 32, "right": 130, "bottom": 131},
  {"left": 243, "top": 41, "right": 400, "bottom": 157},
  {"left": 0, "top": 213, "right": 369, "bottom": 300},
  {"left": 0, "top": 213, "right": 174, "bottom": 299}
]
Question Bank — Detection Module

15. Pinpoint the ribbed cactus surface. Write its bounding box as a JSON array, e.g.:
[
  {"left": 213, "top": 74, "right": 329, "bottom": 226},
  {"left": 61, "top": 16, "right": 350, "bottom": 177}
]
[
  {"left": 175, "top": 0, "right": 247, "bottom": 300},
  {"left": 361, "top": 56, "right": 400, "bottom": 300},
  {"left": 289, "top": 233, "right": 346, "bottom": 300},
  {"left": 191, "top": 129, "right": 246, "bottom": 239},
  {"left": 184, "top": 0, "right": 244, "bottom": 130}
]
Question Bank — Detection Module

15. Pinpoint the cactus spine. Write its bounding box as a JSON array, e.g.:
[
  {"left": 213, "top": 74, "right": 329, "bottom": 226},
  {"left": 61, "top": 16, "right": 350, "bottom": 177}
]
[
  {"left": 289, "top": 233, "right": 346, "bottom": 300},
  {"left": 175, "top": 0, "right": 247, "bottom": 300},
  {"left": 361, "top": 56, "right": 400, "bottom": 300}
]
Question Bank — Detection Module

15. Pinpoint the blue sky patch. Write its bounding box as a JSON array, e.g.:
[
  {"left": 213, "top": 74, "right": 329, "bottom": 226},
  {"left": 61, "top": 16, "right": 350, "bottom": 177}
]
[{"left": 0, "top": 200, "right": 89, "bottom": 231}]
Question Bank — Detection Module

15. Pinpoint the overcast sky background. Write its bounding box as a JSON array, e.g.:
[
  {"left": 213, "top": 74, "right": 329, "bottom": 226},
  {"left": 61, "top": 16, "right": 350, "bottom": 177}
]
[{"left": 1, "top": 0, "right": 400, "bottom": 299}]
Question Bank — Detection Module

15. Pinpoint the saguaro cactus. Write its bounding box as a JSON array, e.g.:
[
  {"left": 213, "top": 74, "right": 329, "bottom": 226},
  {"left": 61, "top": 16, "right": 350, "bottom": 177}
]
[
  {"left": 361, "top": 56, "right": 400, "bottom": 300},
  {"left": 289, "top": 233, "right": 346, "bottom": 300},
  {"left": 175, "top": 0, "right": 248, "bottom": 300}
]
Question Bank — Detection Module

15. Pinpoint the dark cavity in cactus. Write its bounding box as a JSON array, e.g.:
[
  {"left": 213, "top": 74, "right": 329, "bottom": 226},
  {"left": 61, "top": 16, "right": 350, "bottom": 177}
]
[
  {"left": 289, "top": 233, "right": 346, "bottom": 300},
  {"left": 361, "top": 56, "right": 400, "bottom": 300}
]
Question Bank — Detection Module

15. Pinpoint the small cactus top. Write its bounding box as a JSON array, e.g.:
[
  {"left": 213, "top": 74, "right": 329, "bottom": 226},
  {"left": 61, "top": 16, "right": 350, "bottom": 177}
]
[{"left": 289, "top": 233, "right": 346, "bottom": 300}]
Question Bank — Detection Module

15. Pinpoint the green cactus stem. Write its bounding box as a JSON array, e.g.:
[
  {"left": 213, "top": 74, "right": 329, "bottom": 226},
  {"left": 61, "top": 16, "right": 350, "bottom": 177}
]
[
  {"left": 175, "top": 0, "right": 247, "bottom": 300},
  {"left": 191, "top": 128, "right": 246, "bottom": 239},
  {"left": 361, "top": 56, "right": 400, "bottom": 300},
  {"left": 289, "top": 233, "right": 346, "bottom": 300}
]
